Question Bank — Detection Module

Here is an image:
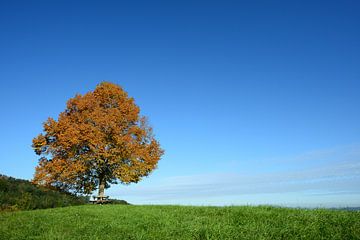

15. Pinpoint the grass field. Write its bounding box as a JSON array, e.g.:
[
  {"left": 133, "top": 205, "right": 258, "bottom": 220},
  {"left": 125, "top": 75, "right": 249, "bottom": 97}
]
[{"left": 1, "top": 205, "right": 359, "bottom": 240}]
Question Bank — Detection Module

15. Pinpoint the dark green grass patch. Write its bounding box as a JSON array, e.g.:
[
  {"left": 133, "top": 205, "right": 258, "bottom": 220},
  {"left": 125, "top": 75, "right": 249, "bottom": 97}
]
[{"left": 0, "top": 205, "right": 359, "bottom": 239}]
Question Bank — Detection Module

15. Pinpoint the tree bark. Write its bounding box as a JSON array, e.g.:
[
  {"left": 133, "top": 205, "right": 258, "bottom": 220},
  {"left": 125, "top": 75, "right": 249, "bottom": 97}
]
[{"left": 98, "top": 176, "right": 105, "bottom": 197}]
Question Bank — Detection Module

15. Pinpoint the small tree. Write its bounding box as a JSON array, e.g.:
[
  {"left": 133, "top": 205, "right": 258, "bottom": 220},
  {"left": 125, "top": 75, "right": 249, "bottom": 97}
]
[{"left": 32, "top": 82, "right": 164, "bottom": 197}]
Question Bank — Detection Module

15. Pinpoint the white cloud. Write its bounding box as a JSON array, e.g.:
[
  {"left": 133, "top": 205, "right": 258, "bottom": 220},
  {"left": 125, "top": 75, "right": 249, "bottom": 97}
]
[{"left": 107, "top": 144, "right": 360, "bottom": 207}]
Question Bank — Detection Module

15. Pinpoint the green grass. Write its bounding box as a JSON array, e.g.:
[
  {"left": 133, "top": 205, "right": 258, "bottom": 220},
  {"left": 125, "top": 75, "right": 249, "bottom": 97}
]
[{"left": 1, "top": 205, "right": 359, "bottom": 240}]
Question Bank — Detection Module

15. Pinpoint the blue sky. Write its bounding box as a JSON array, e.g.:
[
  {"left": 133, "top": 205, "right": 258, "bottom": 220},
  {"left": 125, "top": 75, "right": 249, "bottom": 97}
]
[{"left": 0, "top": 0, "right": 359, "bottom": 207}]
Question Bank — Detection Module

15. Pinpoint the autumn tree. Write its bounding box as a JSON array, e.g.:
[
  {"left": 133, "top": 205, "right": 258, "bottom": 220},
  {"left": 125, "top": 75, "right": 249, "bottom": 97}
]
[{"left": 32, "top": 82, "right": 164, "bottom": 197}]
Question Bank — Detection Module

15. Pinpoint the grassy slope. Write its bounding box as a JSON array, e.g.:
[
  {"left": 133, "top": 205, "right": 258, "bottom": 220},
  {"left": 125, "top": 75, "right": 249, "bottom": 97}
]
[{"left": 0, "top": 205, "right": 359, "bottom": 240}]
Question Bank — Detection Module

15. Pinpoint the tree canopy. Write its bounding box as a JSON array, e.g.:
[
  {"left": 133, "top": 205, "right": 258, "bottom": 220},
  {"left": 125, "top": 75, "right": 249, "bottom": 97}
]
[{"left": 32, "top": 82, "right": 164, "bottom": 196}]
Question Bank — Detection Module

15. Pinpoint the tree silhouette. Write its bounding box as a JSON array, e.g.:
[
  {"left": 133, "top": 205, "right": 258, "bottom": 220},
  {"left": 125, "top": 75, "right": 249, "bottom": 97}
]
[{"left": 32, "top": 82, "right": 164, "bottom": 197}]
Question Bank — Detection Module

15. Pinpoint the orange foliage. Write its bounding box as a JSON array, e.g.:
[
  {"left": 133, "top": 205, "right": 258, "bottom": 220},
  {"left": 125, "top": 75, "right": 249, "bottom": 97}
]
[{"left": 32, "top": 82, "right": 164, "bottom": 195}]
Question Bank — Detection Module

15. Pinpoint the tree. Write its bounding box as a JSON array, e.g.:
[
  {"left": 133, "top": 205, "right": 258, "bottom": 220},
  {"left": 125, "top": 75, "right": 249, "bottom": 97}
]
[{"left": 32, "top": 82, "right": 164, "bottom": 197}]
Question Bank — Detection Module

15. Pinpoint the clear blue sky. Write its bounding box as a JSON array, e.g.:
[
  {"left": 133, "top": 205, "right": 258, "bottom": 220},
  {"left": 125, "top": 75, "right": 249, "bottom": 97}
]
[{"left": 1, "top": 0, "right": 359, "bottom": 207}]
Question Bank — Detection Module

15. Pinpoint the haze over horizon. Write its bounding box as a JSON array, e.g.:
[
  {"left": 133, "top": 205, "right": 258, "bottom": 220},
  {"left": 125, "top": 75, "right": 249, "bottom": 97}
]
[{"left": 0, "top": 1, "right": 359, "bottom": 207}]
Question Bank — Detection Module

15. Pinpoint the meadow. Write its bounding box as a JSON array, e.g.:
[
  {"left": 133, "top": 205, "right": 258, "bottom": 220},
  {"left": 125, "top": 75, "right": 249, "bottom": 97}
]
[{"left": 1, "top": 205, "right": 359, "bottom": 240}]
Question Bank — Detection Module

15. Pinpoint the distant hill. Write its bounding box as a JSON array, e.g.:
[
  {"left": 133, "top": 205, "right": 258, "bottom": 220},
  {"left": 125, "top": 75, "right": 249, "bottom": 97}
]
[
  {"left": 0, "top": 174, "right": 88, "bottom": 211},
  {"left": 330, "top": 207, "right": 360, "bottom": 211}
]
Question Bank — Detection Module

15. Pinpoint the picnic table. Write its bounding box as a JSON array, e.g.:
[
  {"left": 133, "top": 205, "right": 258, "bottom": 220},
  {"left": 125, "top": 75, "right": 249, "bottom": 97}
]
[{"left": 89, "top": 195, "right": 111, "bottom": 204}]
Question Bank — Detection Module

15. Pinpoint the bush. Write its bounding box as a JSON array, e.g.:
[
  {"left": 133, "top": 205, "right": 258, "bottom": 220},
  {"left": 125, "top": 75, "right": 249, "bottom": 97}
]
[{"left": 109, "top": 199, "right": 130, "bottom": 205}]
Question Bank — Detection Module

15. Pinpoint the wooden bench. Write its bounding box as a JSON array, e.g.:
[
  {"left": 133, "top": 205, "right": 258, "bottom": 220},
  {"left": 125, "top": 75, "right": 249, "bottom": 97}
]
[{"left": 89, "top": 196, "right": 112, "bottom": 204}]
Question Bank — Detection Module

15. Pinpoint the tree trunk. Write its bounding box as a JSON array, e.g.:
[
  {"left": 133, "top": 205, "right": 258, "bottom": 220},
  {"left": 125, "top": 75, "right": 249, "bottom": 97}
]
[{"left": 98, "top": 177, "right": 105, "bottom": 197}]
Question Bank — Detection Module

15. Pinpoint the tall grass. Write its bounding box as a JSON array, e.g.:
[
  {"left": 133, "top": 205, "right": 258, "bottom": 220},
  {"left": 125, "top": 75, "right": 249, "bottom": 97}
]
[{"left": 1, "top": 205, "right": 359, "bottom": 239}]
